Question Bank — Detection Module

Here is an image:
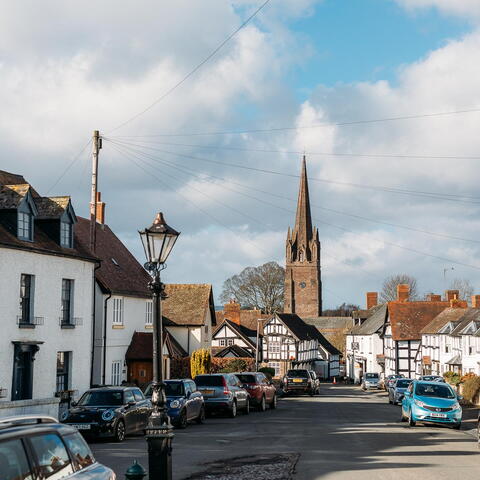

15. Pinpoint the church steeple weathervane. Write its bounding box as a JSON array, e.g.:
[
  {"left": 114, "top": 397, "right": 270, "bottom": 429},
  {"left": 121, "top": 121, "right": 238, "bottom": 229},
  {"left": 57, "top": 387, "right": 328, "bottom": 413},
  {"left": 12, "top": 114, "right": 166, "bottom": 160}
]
[{"left": 284, "top": 156, "right": 322, "bottom": 317}]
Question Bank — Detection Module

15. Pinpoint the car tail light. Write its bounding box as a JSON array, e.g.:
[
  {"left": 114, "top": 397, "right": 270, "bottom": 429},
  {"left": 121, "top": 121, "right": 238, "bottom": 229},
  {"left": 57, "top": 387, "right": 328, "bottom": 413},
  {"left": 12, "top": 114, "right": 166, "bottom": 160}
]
[{"left": 222, "top": 376, "right": 229, "bottom": 395}]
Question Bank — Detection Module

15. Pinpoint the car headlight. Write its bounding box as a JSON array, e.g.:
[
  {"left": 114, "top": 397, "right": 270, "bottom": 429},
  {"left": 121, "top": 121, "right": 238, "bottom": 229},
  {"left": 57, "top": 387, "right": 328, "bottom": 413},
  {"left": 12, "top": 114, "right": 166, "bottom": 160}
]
[
  {"left": 60, "top": 410, "right": 69, "bottom": 421},
  {"left": 414, "top": 399, "right": 426, "bottom": 408},
  {"left": 452, "top": 402, "right": 460, "bottom": 410},
  {"left": 170, "top": 400, "right": 180, "bottom": 409},
  {"left": 102, "top": 409, "right": 115, "bottom": 421}
]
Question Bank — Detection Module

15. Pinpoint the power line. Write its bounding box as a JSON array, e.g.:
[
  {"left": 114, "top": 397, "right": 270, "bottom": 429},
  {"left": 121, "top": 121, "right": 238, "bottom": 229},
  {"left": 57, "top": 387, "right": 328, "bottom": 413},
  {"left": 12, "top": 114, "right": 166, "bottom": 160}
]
[
  {"left": 105, "top": 137, "right": 480, "bottom": 204},
  {"left": 109, "top": 106, "right": 480, "bottom": 137},
  {"left": 109, "top": 0, "right": 271, "bottom": 133}
]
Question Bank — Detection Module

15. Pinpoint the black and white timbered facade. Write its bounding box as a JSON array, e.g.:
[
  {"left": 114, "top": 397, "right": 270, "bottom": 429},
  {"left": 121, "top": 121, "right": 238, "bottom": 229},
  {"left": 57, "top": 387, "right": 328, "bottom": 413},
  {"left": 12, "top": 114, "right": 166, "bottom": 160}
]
[{"left": 211, "top": 319, "right": 258, "bottom": 358}]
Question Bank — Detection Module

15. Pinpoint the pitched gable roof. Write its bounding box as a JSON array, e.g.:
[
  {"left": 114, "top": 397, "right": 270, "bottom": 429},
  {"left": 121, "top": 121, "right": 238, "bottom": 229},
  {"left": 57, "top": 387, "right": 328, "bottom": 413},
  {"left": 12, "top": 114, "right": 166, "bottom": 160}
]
[
  {"left": 420, "top": 307, "right": 479, "bottom": 335},
  {"left": 276, "top": 313, "right": 313, "bottom": 340},
  {"left": 213, "top": 319, "right": 257, "bottom": 348},
  {"left": 349, "top": 304, "right": 387, "bottom": 335},
  {"left": 126, "top": 331, "right": 188, "bottom": 361},
  {"left": 213, "top": 344, "right": 254, "bottom": 358},
  {"left": 304, "top": 316, "right": 354, "bottom": 331},
  {"left": 388, "top": 301, "right": 449, "bottom": 341},
  {"left": 35, "top": 196, "right": 75, "bottom": 220},
  {"left": 75, "top": 217, "right": 151, "bottom": 297},
  {"left": 162, "top": 284, "right": 215, "bottom": 326}
]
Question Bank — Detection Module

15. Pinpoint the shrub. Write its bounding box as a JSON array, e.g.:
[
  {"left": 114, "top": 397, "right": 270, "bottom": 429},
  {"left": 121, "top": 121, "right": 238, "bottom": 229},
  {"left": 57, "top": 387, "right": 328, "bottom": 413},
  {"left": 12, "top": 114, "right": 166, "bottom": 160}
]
[
  {"left": 217, "top": 358, "right": 250, "bottom": 373},
  {"left": 210, "top": 357, "right": 255, "bottom": 374},
  {"left": 462, "top": 375, "right": 480, "bottom": 404},
  {"left": 190, "top": 349, "right": 211, "bottom": 378},
  {"left": 259, "top": 367, "right": 275, "bottom": 380}
]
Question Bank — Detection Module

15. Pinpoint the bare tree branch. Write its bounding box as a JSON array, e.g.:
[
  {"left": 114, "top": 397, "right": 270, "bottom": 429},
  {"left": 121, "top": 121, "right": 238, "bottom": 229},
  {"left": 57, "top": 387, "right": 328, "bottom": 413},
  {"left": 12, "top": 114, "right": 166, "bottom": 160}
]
[{"left": 380, "top": 274, "right": 419, "bottom": 303}]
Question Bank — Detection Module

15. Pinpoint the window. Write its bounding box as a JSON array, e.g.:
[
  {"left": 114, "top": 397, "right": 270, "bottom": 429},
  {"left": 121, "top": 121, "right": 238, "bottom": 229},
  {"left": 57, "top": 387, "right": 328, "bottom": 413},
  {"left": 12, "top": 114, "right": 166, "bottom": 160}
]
[
  {"left": 219, "top": 339, "right": 226, "bottom": 346},
  {"left": 111, "top": 361, "right": 122, "bottom": 385},
  {"left": 268, "top": 341, "right": 280, "bottom": 354},
  {"left": 133, "top": 389, "right": 144, "bottom": 402},
  {"left": 60, "top": 221, "right": 72, "bottom": 248},
  {"left": 17, "top": 212, "right": 33, "bottom": 241},
  {"left": 19, "top": 274, "right": 34, "bottom": 324},
  {"left": 63, "top": 433, "right": 95, "bottom": 470},
  {"left": 56, "top": 352, "right": 71, "bottom": 393},
  {"left": 113, "top": 298, "right": 124, "bottom": 325},
  {"left": 145, "top": 301, "right": 153, "bottom": 325},
  {"left": 445, "top": 345, "right": 449, "bottom": 353},
  {"left": 0, "top": 438, "right": 33, "bottom": 480},
  {"left": 469, "top": 346, "right": 473, "bottom": 355},
  {"left": 124, "top": 390, "right": 135, "bottom": 404},
  {"left": 30, "top": 434, "right": 73, "bottom": 479},
  {"left": 61, "top": 279, "right": 74, "bottom": 325},
  {"left": 228, "top": 339, "right": 234, "bottom": 346},
  {"left": 268, "top": 362, "right": 280, "bottom": 377}
]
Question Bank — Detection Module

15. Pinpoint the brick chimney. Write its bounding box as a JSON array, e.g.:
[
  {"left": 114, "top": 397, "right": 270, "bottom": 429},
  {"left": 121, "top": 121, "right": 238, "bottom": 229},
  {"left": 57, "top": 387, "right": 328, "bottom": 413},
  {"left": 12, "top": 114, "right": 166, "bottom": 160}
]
[
  {"left": 224, "top": 299, "right": 241, "bottom": 325},
  {"left": 426, "top": 293, "right": 441, "bottom": 302},
  {"left": 471, "top": 295, "right": 480, "bottom": 308},
  {"left": 450, "top": 298, "right": 468, "bottom": 308},
  {"left": 397, "top": 284, "right": 410, "bottom": 302},
  {"left": 445, "top": 290, "right": 459, "bottom": 302},
  {"left": 96, "top": 192, "right": 105, "bottom": 225},
  {"left": 366, "top": 292, "right": 378, "bottom": 310}
]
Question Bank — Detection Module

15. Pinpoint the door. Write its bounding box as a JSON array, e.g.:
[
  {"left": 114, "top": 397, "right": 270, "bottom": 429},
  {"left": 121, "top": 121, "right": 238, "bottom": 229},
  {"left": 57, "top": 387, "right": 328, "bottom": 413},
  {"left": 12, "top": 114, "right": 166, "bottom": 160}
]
[
  {"left": 12, "top": 346, "right": 34, "bottom": 401},
  {"left": 123, "top": 390, "right": 138, "bottom": 433},
  {"left": 187, "top": 380, "right": 202, "bottom": 419},
  {"left": 132, "top": 388, "right": 151, "bottom": 429},
  {"left": 229, "top": 375, "right": 248, "bottom": 407},
  {"left": 128, "top": 361, "right": 153, "bottom": 389}
]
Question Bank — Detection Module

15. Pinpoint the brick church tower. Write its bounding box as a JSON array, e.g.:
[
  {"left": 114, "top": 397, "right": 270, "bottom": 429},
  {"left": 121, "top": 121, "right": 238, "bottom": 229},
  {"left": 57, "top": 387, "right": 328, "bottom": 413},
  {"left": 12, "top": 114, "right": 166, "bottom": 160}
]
[{"left": 284, "top": 156, "right": 322, "bottom": 317}]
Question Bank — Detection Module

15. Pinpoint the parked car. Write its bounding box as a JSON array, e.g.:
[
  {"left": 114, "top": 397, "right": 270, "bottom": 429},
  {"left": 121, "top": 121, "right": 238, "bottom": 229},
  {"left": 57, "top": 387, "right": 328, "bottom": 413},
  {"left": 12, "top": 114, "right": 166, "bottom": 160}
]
[
  {"left": 309, "top": 371, "right": 321, "bottom": 394},
  {"left": 144, "top": 379, "right": 205, "bottom": 428},
  {"left": 61, "top": 386, "right": 152, "bottom": 442},
  {"left": 194, "top": 373, "right": 250, "bottom": 417},
  {"left": 382, "top": 374, "right": 403, "bottom": 391},
  {"left": 282, "top": 369, "right": 316, "bottom": 396},
  {"left": 419, "top": 375, "right": 445, "bottom": 383},
  {"left": 361, "top": 372, "right": 381, "bottom": 390},
  {"left": 234, "top": 372, "right": 277, "bottom": 411},
  {"left": 388, "top": 378, "right": 413, "bottom": 405},
  {"left": 401, "top": 380, "right": 462, "bottom": 429},
  {"left": 0, "top": 415, "right": 115, "bottom": 480}
]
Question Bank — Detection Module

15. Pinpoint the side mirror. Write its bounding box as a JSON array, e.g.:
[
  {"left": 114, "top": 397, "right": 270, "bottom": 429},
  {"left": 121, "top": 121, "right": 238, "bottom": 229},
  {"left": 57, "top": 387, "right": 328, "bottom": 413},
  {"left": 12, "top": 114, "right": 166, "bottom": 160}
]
[
  {"left": 457, "top": 395, "right": 463, "bottom": 401},
  {"left": 70, "top": 401, "right": 77, "bottom": 407},
  {"left": 127, "top": 401, "right": 136, "bottom": 407}
]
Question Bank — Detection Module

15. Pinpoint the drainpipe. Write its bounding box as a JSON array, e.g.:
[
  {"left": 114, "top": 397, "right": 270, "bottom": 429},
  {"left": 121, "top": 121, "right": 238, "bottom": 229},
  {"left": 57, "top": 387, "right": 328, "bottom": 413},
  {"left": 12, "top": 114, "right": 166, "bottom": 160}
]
[
  {"left": 102, "top": 292, "right": 112, "bottom": 385},
  {"left": 89, "top": 263, "right": 101, "bottom": 388}
]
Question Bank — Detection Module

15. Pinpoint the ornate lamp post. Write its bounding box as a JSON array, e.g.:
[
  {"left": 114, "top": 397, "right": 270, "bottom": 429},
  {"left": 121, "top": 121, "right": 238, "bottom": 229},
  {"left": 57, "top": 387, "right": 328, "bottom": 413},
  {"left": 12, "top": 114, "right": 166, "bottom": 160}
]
[{"left": 139, "top": 212, "right": 180, "bottom": 480}]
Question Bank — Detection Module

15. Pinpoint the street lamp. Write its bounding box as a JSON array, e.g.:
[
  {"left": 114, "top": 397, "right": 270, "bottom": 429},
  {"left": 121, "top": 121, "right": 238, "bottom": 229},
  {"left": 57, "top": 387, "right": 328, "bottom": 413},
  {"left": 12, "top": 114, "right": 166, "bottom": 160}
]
[{"left": 139, "top": 212, "right": 180, "bottom": 480}]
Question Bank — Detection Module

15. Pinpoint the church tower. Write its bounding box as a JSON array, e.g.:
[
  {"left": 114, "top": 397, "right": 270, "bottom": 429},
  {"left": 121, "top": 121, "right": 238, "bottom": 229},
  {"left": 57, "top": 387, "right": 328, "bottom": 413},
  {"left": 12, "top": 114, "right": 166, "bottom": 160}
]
[{"left": 284, "top": 156, "right": 322, "bottom": 317}]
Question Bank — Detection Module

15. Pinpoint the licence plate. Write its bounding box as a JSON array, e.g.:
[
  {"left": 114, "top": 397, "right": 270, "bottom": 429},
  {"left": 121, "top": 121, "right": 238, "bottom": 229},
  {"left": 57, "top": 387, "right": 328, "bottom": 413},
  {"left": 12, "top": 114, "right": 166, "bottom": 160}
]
[
  {"left": 431, "top": 413, "right": 447, "bottom": 418},
  {"left": 72, "top": 424, "right": 91, "bottom": 430},
  {"left": 200, "top": 389, "right": 214, "bottom": 395},
  {"left": 293, "top": 379, "right": 303, "bottom": 383}
]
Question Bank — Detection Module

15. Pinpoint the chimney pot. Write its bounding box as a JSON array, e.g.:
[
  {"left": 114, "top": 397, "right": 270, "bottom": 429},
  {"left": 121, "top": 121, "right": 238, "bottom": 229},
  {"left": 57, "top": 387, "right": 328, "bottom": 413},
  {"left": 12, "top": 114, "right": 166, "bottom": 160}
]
[
  {"left": 95, "top": 191, "right": 106, "bottom": 225},
  {"left": 445, "top": 290, "right": 459, "bottom": 302},
  {"left": 397, "top": 284, "right": 410, "bottom": 302},
  {"left": 426, "top": 293, "right": 441, "bottom": 302},
  {"left": 366, "top": 292, "right": 378, "bottom": 310},
  {"left": 224, "top": 300, "right": 241, "bottom": 325},
  {"left": 471, "top": 295, "right": 480, "bottom": 308}
]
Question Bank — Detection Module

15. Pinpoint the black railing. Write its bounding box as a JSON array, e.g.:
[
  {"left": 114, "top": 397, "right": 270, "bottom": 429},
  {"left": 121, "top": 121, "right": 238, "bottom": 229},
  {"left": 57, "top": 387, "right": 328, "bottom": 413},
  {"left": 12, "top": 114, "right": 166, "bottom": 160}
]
[
  {"left": 59, "top": 317, "right": 83, "bottom": 328},
  {"left": 17, "top": 316, "right": 44, "bottom": 328}
]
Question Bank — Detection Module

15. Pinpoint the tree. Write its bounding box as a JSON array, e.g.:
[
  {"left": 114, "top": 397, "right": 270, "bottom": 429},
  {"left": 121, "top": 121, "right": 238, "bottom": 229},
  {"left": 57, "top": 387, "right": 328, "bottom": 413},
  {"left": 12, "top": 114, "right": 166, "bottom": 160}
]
[
  {"left": 190, "top": 349, "right": 211, "bottom": 378},
  {"left": 380, "top": 274, "right": 418, "bottom": 303},
  {"left": 219, "top": 261, "right": 285, "bottom": 313},
  {"left": 448, "top": 278, "right": 474, "bottom": 301},
  {"left": 323, "top": 303, "right": 360, "bottom": 317}
]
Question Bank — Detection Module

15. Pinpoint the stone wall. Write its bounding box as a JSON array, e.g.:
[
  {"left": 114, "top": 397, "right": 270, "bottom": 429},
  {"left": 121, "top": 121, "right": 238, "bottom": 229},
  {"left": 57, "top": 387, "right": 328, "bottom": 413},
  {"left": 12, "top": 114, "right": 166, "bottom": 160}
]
[{"left": 0, "top": 397, "right": 60, "bottom": 419}]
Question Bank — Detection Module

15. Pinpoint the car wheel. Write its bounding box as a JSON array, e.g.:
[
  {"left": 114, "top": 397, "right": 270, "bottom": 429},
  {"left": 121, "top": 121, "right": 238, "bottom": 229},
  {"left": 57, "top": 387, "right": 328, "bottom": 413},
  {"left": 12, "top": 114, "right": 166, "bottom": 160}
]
[
  {"left": 388, "top": 397, "right": 392, "bottom": 404},
  {"left": 269, "top": 394, "right": 277, "bottom": 410},
  {"left": 114, "top": 420, "right": 126, "bottom": 442},
  {"left": 196, "top": 406, "right": 205, "bottom": 424},
  {"left": 477, "top": 422, "right": 480, "bottom": 446},
  {"left": 177, "top": 410, "right": 188, "bottom": 429},
  {"left": 259, "top": 395, "right": 266, "bottom": 412},
  {"left": 452, "top": 422, "right": 461, "bottom": 430},
  {"left": 244, "top": 398, "right": 250, "bottom": 415},
  {"left": 408, "top": 410, "right": 416, "bottom": 427},
  {"left": 229, "top": 401, "right": 237, "bottom": 418}
]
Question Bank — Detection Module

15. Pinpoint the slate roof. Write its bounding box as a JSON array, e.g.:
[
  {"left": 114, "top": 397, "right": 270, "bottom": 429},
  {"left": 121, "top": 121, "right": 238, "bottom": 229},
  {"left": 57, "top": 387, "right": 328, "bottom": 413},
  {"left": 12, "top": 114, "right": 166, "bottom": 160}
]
[
  {"left": 125, "top": 331, "right": 188, "bottom": 361},
  {"left": 0, "top": 170, "right": 29, "bottom": 186},
  {"left": 420, "top": 307, "right": 480, "bottom": 335},
  {"left": 35, "top": 196, "right": 72, "bottom": 219},
  {"left": 75, "top": 217, "right": 151, "bottom": 297},
  {"left": 0, "top": 184, "right": 32, "bottom": 209},
  {"left": 303, "top": 316, "right": 354, "bottom": 330},
  {"left": 212, "top": 344, "right": 254, "bottom": 358},
  {"left": 388, "top": 301, "right": 449, "bottom": 341},
  {"left": 349, "top": 305, "right": 387, "bottom": 335},
  {"left": 163, "top": 284, "right": 216, "bottom": 326}
]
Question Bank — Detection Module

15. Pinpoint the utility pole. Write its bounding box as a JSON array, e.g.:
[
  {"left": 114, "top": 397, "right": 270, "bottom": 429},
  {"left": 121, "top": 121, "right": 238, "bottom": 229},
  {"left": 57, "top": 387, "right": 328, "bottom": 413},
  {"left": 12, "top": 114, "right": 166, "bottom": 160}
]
[{"left": 90, "top": 130, "right": 102, "bottom": 253}]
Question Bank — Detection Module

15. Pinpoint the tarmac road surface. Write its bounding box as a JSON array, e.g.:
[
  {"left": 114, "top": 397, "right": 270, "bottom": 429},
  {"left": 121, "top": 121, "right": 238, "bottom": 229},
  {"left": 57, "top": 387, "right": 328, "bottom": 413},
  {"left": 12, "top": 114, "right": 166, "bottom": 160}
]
[{"left": 91, "top": 384, "right": 479, "bottom": 479}]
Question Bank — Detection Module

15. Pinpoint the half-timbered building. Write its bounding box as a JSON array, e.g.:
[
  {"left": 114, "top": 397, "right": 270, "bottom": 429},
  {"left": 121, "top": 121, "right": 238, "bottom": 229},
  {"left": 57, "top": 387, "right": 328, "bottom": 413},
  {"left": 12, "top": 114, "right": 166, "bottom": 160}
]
[{"left": 211, "top": 319, "right": 257, "bottom": 358}]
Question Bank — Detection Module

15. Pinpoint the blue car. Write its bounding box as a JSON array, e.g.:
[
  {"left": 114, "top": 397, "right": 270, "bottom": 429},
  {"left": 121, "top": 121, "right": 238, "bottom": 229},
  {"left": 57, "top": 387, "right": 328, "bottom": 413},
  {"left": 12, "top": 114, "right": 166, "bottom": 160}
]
[
  {"left": 388, "top": 378, "right": 413, "bottom": 405},
  {"left": 144, "top": 379, "right": 205, "bottom": 429},
  {"left": 401, "top": 380, "right": 462, "bottom": 429}
]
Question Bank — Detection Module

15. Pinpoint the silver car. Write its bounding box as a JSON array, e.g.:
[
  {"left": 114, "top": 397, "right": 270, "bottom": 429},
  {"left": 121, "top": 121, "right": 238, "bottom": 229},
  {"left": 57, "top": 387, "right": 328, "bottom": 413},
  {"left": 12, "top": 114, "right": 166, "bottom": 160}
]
[
  {"left": 0, "top": 415, "right": 115, "bottom": 480},
  {"left": 361, "top": 372, "right": 381, "bottom": 390},
  {"left": 388, "top": 378, "right": 413, "bottom": 405}
]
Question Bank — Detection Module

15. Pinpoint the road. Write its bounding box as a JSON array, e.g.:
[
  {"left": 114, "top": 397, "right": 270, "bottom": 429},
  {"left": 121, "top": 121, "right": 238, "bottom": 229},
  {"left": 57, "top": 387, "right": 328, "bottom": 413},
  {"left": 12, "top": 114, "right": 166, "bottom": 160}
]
[{"left": 91, "top": 384, "right": 479, "bottom": 479}]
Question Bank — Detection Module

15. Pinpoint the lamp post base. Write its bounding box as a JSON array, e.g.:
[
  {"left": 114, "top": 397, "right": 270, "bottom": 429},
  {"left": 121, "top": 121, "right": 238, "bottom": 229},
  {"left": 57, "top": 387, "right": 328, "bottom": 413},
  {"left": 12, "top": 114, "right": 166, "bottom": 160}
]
[{"left": 146, "top": 423, "right": 174, "bottom": 480}]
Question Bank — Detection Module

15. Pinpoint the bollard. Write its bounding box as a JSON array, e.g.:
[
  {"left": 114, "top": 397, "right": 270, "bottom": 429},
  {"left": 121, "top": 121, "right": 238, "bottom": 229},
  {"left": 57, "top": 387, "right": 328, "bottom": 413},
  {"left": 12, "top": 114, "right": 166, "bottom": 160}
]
[{"left": 125, "top": 460, "right": 147, "bottom": 480}]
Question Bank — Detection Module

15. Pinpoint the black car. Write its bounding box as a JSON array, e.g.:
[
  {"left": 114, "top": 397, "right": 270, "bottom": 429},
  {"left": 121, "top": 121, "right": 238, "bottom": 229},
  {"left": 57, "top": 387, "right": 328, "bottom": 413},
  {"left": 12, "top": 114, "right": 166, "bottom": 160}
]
[
  {"left": 282, "top": 369, "right": 315, "bottom": 396},
  {"left": 61, "top": 386, "right": 152, "bottom": 442},
  {"left": 0, "top": 415, "right": 115, "bottom": 479}
]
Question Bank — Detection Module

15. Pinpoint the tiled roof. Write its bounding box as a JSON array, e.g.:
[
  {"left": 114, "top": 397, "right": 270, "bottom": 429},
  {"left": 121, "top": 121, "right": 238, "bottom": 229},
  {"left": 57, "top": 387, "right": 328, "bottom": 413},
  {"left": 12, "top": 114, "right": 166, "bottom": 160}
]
[
  {"left": 35, "top": 196, "right": 72, "bottom": 219},
  {"left": 213, "top": 319, "right": 258, "bottom": 348},
  {"left": 304, "top": 316, "right": 354, "bottom": 330},
  {"left": 75, "top": 217, "right": 151, "bottom": 297},
  {"left": 349, "top": 305, "right": 387, "bottom": 335},
  {"left": 215, "top": 308, "right": 269, "bottom": 333},
  {"left": 0, "top": 184, "right": 31, "bottom": 209},
  {"left": 388, "top": 301, "right": 449, "bottom": 341},
  {"left": 125, "top": 331, "right": 188, "bottom": 361},
  {"left": 420, "top": 307, "right": 479, "bottom": 335},
  {"left": 213, "top": 344, "right": 254, "bottom": 358},
  {"left": 163, "top": 283, "right": 215, "bottom": 326}
]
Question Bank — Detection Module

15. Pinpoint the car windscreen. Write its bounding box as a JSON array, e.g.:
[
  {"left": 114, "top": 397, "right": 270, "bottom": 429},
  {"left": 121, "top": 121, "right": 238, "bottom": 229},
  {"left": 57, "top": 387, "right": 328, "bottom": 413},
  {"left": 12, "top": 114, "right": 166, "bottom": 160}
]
[
  {"left": 286, "top": 370, "right": 309, "bottom": 378},
  {"left": 236, "top": 374, "right": 256, "bottom": 384},
  {"left": 365, "top": 373, "right": 379, "bottom": 379},
  {"left": 195, "top": 375, "right": 224, "bottom": 387},
  {"left": 165, "top": 382, "right": 185, "bottom": 396},
  {"left": 415, "top": 383, "right": 455, "bottom": 399},
  {"left": 78, "top": 390, "right": 123, "bottom": 406},
  {"left": 396, "top": 380, "right": 412, "bottom": 388}
]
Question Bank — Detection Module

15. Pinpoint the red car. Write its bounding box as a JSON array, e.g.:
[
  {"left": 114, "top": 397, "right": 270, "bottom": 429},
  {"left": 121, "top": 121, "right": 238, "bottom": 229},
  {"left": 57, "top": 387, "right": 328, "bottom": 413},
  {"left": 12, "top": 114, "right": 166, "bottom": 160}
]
[{"left": 235, "top": 372, "right": 277, "bottom": 411}]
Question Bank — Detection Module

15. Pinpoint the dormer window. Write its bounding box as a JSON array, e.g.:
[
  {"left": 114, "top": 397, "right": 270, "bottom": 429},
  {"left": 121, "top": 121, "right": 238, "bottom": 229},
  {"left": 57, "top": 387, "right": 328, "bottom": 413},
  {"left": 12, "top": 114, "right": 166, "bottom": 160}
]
[
  {"left": 18, "top": 212, "right": 33, "bottom": 241},
  {"left": 60, "top": 221, "right": 72, "bottom": 248}
]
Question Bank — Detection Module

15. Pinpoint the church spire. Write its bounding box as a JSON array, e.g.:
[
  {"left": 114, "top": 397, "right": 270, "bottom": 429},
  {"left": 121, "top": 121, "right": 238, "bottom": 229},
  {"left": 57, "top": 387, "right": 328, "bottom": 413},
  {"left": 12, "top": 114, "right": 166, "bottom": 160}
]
[{"left": 293, "top": 155, "right": 313, "bottom": 248}]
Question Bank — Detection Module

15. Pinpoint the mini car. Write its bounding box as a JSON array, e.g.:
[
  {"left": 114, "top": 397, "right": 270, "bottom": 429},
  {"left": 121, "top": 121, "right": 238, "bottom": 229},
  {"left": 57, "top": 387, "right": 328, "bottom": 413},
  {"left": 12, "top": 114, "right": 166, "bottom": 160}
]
[
  {"left": 61, "top": 386, "right": 152, "bottom": 441},
  {"left": 0, "top": 415, "right": 115, "bottom": 479},
  {"left": 401, "top": 380, "right": 462, "bottom": 429},
  {"left": 144, "top": 379, "right": 205, "bottom": 428}
]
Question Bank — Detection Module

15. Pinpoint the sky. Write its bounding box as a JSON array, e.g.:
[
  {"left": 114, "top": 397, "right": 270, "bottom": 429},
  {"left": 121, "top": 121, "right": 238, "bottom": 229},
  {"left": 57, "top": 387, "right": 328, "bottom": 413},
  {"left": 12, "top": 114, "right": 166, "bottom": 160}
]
[{"left": 2, "top": 0, "right": 480, "bottom": 308}]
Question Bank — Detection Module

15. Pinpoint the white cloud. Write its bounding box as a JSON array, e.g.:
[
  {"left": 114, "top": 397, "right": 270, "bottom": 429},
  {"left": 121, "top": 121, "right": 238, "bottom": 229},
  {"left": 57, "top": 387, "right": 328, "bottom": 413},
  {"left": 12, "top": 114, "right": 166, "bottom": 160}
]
[{"left": 396, "top": 0, "right": 480, "bottom": 19}]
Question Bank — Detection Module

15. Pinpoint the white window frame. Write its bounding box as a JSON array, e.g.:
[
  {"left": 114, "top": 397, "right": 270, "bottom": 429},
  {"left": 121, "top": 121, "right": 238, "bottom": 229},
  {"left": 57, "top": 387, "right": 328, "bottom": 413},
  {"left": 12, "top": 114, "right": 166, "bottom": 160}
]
[
  {"left": 111, "top": 360, "right": 122, "bottom": 386},
  {"left": 268, "top": 341, "right": 280, "bottom": 354},
  {"left": 219, "top": 339, "right": 226, "bottom": 346},
  {"left": 145, "top": 300, "right": 153, "bottom": 325},
  {"left": 113, "top": 298, "right": 124, "bottom": 325},
  {"left": 268, "top": 361, "right": 281, "bottom": 376}
]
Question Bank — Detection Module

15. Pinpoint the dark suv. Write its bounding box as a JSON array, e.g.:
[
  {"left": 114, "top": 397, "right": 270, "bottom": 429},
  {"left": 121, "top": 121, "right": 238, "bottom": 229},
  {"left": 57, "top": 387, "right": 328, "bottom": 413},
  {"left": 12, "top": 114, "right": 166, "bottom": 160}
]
[
  {"left": 282, "top": 369, "right": 315, "bottom": 396},
  {"left": 0, "top": 415, "right": 115, "bottom": 479},
  {"left": 61, "top": 386, "right": 152, "bottom": 442}
]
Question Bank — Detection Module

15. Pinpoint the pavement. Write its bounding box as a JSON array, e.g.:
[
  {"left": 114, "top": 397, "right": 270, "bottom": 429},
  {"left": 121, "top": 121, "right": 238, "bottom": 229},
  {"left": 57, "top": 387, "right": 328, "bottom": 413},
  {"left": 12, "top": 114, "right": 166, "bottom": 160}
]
[{"left": 91, "top": 384, "right": 479, "bottom": 479}]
